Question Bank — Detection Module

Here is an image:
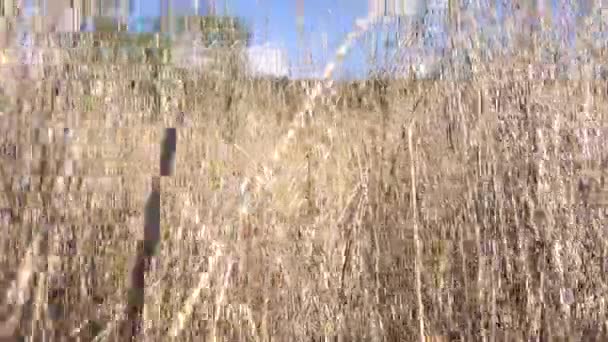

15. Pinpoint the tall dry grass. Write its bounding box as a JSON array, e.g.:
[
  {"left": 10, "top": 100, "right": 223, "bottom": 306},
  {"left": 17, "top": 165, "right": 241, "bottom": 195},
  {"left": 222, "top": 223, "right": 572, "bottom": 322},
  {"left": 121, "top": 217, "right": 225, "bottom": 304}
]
[{"left": 0, "top": 10, "right": 608, "bottom": 342}]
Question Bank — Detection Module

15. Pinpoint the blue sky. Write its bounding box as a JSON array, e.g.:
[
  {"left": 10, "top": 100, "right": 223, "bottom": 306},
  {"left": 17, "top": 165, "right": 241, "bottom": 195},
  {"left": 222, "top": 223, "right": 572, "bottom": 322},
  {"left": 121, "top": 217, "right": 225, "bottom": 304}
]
[
  {"left": 20, "top": 0, "right": 599, "bottom": 79},
  {"left": 132, "top": 0, "right": 369, "bottom": 79},
  {"left": 128, "top": 0, "right": 594, "bottom": 79}
]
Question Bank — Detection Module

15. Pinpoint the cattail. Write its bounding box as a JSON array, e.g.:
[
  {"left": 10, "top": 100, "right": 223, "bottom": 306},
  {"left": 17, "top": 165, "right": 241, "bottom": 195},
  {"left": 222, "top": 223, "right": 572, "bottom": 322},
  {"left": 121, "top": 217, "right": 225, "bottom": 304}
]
[{"left": 122, "top": 127, "right": 176, "bottom": 339}]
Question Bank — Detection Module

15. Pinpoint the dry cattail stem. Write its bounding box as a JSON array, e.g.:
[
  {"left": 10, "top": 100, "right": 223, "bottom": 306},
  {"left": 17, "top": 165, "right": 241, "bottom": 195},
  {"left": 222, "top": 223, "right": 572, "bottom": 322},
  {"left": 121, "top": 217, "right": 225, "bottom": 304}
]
[{"left": 122, "top": 128, "right": 175, "bottom": 339}]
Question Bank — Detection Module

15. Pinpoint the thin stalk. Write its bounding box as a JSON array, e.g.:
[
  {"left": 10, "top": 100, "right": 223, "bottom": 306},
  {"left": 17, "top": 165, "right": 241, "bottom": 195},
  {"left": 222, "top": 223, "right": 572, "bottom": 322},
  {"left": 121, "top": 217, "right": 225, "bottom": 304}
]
[{"left": 408, "top": 121, "right": 425, "bottom": 342}]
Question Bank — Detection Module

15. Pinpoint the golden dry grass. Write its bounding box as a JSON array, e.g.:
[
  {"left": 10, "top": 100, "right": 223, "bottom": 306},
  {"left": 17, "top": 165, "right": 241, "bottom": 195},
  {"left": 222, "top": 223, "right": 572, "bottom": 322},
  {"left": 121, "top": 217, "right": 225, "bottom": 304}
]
[{"left": 0, "top": 27, "right": 608, "bottom": 341}]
